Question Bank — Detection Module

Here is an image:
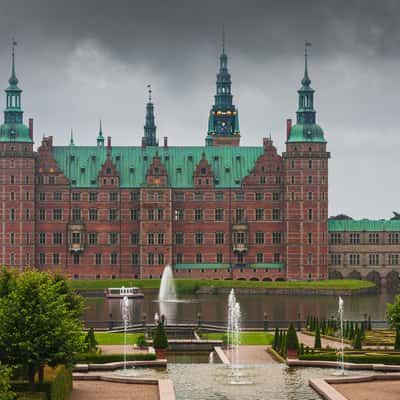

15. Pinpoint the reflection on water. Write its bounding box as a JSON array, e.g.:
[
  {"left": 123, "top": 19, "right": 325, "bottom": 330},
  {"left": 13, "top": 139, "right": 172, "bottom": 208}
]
[{"left": 83, "top": 289, "right": 395, "bottom": 326}]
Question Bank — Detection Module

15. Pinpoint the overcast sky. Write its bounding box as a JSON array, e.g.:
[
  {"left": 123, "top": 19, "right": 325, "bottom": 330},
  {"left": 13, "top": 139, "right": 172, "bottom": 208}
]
[{"left": 0, "top": 0, "right": 399, "bottom": 219}]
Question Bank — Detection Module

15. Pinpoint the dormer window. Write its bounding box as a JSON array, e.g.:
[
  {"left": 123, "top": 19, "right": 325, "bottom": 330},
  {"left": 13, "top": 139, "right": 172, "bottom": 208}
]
[
  {"left": 201, "top": 168, "right": 206, "bottom": 175},
  {"left": 155, "top": 167, "right": 159, "bottom": 176},
  {"left": 129, "top": 167, "right": 134, "bottom": 173},
  {"left": 106, "top": 167, "right": 111, "bottom": 175}
]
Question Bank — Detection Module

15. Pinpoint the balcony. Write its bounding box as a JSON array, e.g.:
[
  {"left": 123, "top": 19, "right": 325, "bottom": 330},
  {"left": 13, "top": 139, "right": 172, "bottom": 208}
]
[
  {"left": 68, "top": 223, "right": 85, "bottom": 252},
  {"left": 233, "top": 242, "right": 248, "bottom": 253}
]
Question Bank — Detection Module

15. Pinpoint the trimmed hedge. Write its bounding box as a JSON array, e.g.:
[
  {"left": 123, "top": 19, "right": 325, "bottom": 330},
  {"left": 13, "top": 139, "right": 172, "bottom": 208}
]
[
  {"left": 75, "top": 353, "right": 156, "bottom": 363},
  {"left": 300, "top": 352, "right": 400, "bottom": 365},
  {"left": 12, "top": 366, "right": 72, "bottom": 400}
]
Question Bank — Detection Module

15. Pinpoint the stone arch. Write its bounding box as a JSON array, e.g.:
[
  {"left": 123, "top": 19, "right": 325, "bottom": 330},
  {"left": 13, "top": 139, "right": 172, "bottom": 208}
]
[
  {"left": 275, "top": 277, "right": 286, "bottom": 282},
  {"left": 348, "top": 270, "right": 362, "bottom": 280},
  {"left": 237, "top": 277, "right": 246, "bottom": 281},
  {"left": 262, "top": 277, "right": 272, "bottom": 281},
  {"left": 224, "top": 278, "right": 232, "bottom": 280},
  {"left": 366, "top": 270, "right": 381, "bottom": 287},
  {"left": 328, "top": 270, "right": 343, "bottom": 279},
  {"left": 386, "top": 270, "right": 400, "bottom": 293},
  {"left": 250, "top": 277, "right": 259, "bottom": 281}
]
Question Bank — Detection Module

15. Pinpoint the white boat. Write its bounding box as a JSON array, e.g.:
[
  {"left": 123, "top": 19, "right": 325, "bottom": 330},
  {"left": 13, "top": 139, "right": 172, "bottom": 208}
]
[{"left": 104, "top": 287, "right": 144, "bottom": 299}]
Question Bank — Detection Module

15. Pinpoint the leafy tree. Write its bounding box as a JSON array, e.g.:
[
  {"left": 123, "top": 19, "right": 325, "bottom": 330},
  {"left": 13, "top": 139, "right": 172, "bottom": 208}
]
[
  {"left": 152, "top": 322, "right": 168, "bottom": 349},
  {"left": 286, "top": 323, "right": 299, "bottom": 351},
  {"left": 394, "top": 327, "right": 400, "bottom": 351},
  {"left": 0, "top": 363, "right": 15, "bottom": 400},
  {"left": 387, "top": 293, "right": 400, "bottom": 330},
  {"left": 314, "top": 325, "right": 322, "bottom": 349},
  {"left": 0, "top": 270, "right": 85, "bottom": 391}
]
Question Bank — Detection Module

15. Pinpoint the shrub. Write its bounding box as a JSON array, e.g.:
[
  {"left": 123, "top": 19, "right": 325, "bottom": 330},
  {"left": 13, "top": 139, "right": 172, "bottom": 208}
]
[
  {"left": 286, "top": 323, "right": 299, "bottom": 351},
  {"left": 152, "top": 323, "right": 168, "bottom": 350},
  {"left": 273, "top": 328, "right": 279, "bottom": 350},
  {"left": 220, "top": 334, "right": 228, "bottom": 347},
  {"left": 314, "top": 325, "right": 321, "bottom": 349},
  {"left": 75, "top": 353, "right": 156, "bottom": 364},
  {"left": 0, "top": 363, "right": 15, "bottom": 400},
  {"left": 353, "top": 331, "right": 362, "bottom": 350},
  {"left": 300, "top": 343, "right": 304, "bottom": 355},
  {"left": 136, "top": 334, "right": 147, "bottom": 348},
  {"left": 84, "top": 328, "right": 98, "bottom": 353}
]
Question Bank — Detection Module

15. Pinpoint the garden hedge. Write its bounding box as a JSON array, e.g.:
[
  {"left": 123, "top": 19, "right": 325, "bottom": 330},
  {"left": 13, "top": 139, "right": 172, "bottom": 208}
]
[
  {"left": 75, "top": 353, "right": 156, "bottom": 363},
  {"left": 300, "top": 353, "right": 400, "bottom": 365}
]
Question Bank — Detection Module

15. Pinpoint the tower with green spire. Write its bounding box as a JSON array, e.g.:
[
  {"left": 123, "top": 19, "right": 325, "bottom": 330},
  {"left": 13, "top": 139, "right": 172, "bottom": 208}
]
[
  {"left": 142, "top": 85, "right": 158, "bottom": 146},
  {"left": 206, "top": 30, "right": 240, "bottom": 146},
  {"left": 97, "top": 120, "right": 104, "bottom": 147},
  {"left": 0, "top": 40, "right": 31, "bottom": 142},
  {"left": 287, "top": 42, "right": 326, "bottom": 143}
]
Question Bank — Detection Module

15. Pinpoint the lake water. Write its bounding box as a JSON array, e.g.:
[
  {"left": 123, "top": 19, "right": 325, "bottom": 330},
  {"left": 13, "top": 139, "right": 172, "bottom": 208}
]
[{"left": 83, "top": 289, "right": 395, "bottom": 328}]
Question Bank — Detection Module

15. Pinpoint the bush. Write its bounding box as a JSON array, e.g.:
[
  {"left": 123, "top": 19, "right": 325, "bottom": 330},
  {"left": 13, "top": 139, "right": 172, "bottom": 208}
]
[
  {"left": 314, "top": 325, "right": 321, "bottom": 349},
  {"left": 353, "top": 331, "right": 362, "bottom": 350},
  {"left": 300, "top": 352, "right": 400, "bottom": 365},
  {"left": 84, "top": 328, "right": 98, "bottom": 353},
  {"left": 286, "top": 323, "right": 299, "bottom": 351},
  {"left": 152, "top": 323, "right": 168, "bottom": 350},
  {"left": 220, "top": 334, "right": 228, "bottom": 347},
  {"left": 0, "top": 363, "right": 15, "bottom": 400},
  {"left": 394, "top": 327, "right": 400, "bottom": 350},
  {"left": 136, "top": 334, "right": 147, "bottom": 348},
  {"left": 75, "top": 353, "right": 156, "bottom": 364}
]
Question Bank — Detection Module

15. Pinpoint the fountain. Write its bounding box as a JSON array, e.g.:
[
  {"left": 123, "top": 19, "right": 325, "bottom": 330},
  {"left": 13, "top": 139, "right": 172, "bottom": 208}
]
[
  {"left": 120, "top": 293, "right": 131, "bottom": 374},
  {"left": 159, "top": 264, "right": 177, "bottom": 302},
  {"left": 333, "top": 296, "right": 346, "bottom": 376}
]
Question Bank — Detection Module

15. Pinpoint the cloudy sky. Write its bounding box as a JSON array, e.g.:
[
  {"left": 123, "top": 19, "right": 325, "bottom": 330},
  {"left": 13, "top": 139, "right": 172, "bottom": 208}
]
[{"left": 0, "top": 0, "right": 399, "bottom": 219}]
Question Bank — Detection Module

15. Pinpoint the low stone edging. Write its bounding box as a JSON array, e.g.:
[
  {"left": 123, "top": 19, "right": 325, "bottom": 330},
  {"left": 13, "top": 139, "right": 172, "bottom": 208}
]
[
  {"left": 73, "top": 359, "right": 167, "bottom": 372},
  {"left": 309, "top": 373, "right": 400, "bottom": 400},
  {"left": 266, "top": 347, "right": 285, "bottom": 363},
  {"left": 287, "top": 358, "right": 400, "bottom": 371},
  {"left": 301, "top": 330, "right": 352, "bottom": 345},
  {"left": 73, "top": 373, "right": 175, "bottom": 400},
  {"left": 214, "top": 346, "right": 230, "bottom": 364}
]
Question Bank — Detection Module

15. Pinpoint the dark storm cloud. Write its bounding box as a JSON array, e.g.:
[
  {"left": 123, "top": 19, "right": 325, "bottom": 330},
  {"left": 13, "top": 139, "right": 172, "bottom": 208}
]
[{"left": 0, "top": 0, "right": 399, "bottom": 218}]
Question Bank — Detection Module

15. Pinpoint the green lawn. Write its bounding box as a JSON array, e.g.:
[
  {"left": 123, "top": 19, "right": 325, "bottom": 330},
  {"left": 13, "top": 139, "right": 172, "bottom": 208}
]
[
  {"left": 70, "top": 279, "right": 374, "bottom": 293},
  {"left": 94, "top": 332, "right": 142, "bottom": 345},
  {"left": 201, "top": 331, "right": 274, "bottom": 345}
]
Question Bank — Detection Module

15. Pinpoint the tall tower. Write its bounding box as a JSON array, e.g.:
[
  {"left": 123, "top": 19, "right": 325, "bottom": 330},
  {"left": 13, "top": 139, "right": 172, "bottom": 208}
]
[
  {"left": 206, "top": 30, "right": 240, "bottom": 146},
  {"left": 283, "top": 43, "right": 330, "bottom": 280},
  {"left": 142, "top": 85, "right": 158, "bottom": 146},
  {"left": 0, "top": 41, "right": 35, "bottom": 268}
]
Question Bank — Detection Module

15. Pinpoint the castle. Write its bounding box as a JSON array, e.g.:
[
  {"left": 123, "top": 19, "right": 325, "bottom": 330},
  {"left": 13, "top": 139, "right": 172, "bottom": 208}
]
[{"left": 0, "top": 42, "right": 330, "bottom": 281}]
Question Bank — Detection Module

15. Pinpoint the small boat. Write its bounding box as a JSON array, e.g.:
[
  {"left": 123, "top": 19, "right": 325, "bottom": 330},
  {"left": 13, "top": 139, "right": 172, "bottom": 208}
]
[{"left": 104, "top": 287, "right": 144, "bottom": 299}]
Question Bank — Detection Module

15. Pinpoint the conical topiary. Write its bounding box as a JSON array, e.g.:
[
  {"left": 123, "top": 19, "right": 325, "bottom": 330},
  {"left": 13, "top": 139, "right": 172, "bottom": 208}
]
[
  {"left": 273, "top": 327, "right": 279, "bottom": 350},
  {"left": 286, "top": 322, "right": 299, "bottom": 351},
  {"left": 314, "top": 325, "right": 321, "bottom": 349}
]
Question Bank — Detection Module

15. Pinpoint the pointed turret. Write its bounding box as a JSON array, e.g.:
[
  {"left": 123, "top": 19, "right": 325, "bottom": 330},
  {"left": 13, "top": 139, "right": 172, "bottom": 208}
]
[
  {"left": 69, "top": 129, "right": 75, "bottom": 146},
  {"left": 97, "top": 119, "right": 104, "bottom": 147},
  {"left": 206, "top": 29, "right": 240, "bottom": 147},
  {"left": 287, "top": 42, "right": 326, "bottom": 143},
  {"left": 142, "top": 85, "right": 158, "bottom": 146},
  {"left": 0, "top": 40, "right": 31, "bottom": 143}
]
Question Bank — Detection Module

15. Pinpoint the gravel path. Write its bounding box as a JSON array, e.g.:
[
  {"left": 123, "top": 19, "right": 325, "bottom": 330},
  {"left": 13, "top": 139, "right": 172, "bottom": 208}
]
[
  {"left": 224, "top": 345, "right": 277, "bottom": 364},
  {"left": 71, "top": 381, "right": 159, "bottom": 400},
  {"left": 332, "top": 381, "right": 400, "bottom": 400},
  {"left": 99, "top": 345, "right": 150, "bottom": 355},
  {"left": 297, "top": 332, "right": 344, "bottom": 350}
]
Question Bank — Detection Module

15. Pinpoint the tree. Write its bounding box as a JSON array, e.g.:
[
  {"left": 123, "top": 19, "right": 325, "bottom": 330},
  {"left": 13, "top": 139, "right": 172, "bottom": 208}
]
[
  {"left": 394, "top": 327, "right": 400, "bottom": 351},
  {"left": 314, "top": 325, "right": 321, "bottom": 349},
  {"left": 152, "top": 322, "right": 168, "bottom": 349},
  {"left": 0, "top": 363, "right": 15, "bottom": 400},
  {"left": 286, "top": 323, "right": 299, "bottom": 351},
  {"left": 84, "top": 328, "right": 98, "bottom": 353},
  {"left": 387, "top": 293, "right": 400, "bottom": 330},
  {"left": 273, "top": 327, "right": 279, "bottom": 350},
  {"left": 0, "top": 269, "right": 85, "bottom": 391},
  {"left": 368, "top": 315, "right": 372, "bottom": 331},
  {"left": 353, "top": 330, "right": 362, "bottom": 350}
]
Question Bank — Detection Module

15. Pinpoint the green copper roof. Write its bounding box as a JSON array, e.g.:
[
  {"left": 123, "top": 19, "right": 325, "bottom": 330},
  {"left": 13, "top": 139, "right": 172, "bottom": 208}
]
[
  {"left": 0, "top": 123, "right": 31, "bottom": 142},
  {"left": 328, "top": 219, "right": 400, "bottom": 232},
  {"left": 287, "top": 123, "right": 326, "bottom": 143},
  {"left": 174, "top": 264, "right": 229, "bottom": 270},
  {"left": 52, "top": 145, "right": 265, "bottom": 188},
  {"left": 249, "top": 263, "right": 284, "bottom": 269}
]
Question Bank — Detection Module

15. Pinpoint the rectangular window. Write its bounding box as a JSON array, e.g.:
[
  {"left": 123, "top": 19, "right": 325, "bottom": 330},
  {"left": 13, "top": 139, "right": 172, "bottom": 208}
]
[
  {"left": 88, "top": 232, "right": 98, "bottom": 245},
  {"left": 175, "top": 232, "right": 184, "bottom": 244},
  {"left": 389, "top": 254, "right": 399, "bottom": 265},
  {"left": 39, "top": 192, "right": 45, "bottom": 201},
  {"left": 48, "top": 176, "right": 55, "bottom": 184},
  {"left": 147, "top": 253, "right": 154, "bottom": 265},
  {"left": 130, "top": 232, "right": 139, "bottom": 245},
  {"left": 157, "top": 208, "right": 164, "bottom": 221},
  {"left": 307, "top": 209, "right": 313, "bottom": 221},
  {"left": 255, "top": 192, "right": 263, "bottom": 201},
  {"left": 89, "top": 208, "right": 98, "bottom": 221},
  {"left": 175, "top": 192, "right": 184, "bottom": 201},
  {"left": 10, "top": 175, "right": 15, "bottom": 184},
  {"left": 274, "top": 253, "right": 281, "bottom": 263},
  {"left": 131, "top": 191, "right": 140, "bottom": 201},
  {"left": 158, "top": 253, "right": 164, "bottom": 265},
  {"left": 148, "top": 209, "right": 154, "bottom": 221},
  {"left": 72, "top": 208, "right": 81, "bottom": 221},
  {"left": 330, "top": 254, "right": 342, "bottom": 265},
  {"left": 330, "top": 233, "right": 342, "bottom": 244},
  {"left": 256, "top": 253, "right": 263, "bottom": 263},
  {"left": 307, "top": 253, "right": 313, "bottom": 265},
  {"left": 148, "top": 233, "right": 155, "bottom": 245},
  {"left": 148, "top": 191, "right": 155, "bottom": 201},
  {"left": 272, "top": 232, "right": 282, "bottom": 244},
  {"left": 272, "top": 208, "right": 281, "bottom": 221},
  {"left": 158, "top": 233, "right": 164, "bottom": 245},
  {"left": 53, "top": 253, "right": 60, "bottom": 265},
  {"left": 39, "top": 253, "right": 45, "bottom": 265},
  {"left": 389, "top": 233, "right": 400, "bottom": 244},
  {"left": 157, "top": 192, "right": 164, "bottom": 201},
  {"left": 53, "top": 191, "right": 62, "bottom": 201},
  {"left": 195, "top": 232, "right": 204, "bottom": 245},
  {"left": 307, "top": 192, "right": 313, "bottom": 201},
  {"left": 174, "top": 209, "right": 184, "bottom": 221},
  {"left": 236, "top": 208, "right": 245, "bottom": 222},
  {"left": 216, "top": 253, "right": 223, "bottom": 263},
  {"left": 260, "top": 176, "right": 266, "bottom": 184},
  {"left": 10, "top": 209, "right": 15, "bottom": 221},
  {"left": 109, "top": 209, "right": 118, "bottom": 221},
  {"left": 255, "top": 208, "right": 264, "bottom": 221},
  {"left": 235, "top": 232, "right": 245, "bottom": 244},
  {"left": 95, "top": 253, "right": 102, "bottom": 265},
  {"left": 89, "top": 192, "right": 98, "bottom": 202},
  {"left": 236, "top": 191, "right": 244, "bottom": 201},
  {"left": 196, "top": 253, "right": 202, "bottom": 263},
  {"left": 215, "top": 208, "right": 224, "bottom": 221},
  {"left": 53, "top": 232, "right": 62, "bottom": 245},
  {"left": 275, "top": 176, "right": 282, "bottom": 184},
  {"left": 73, "top": 253, "right": 80, "bottom": 265},
  {"left": 215, "top": 192, "right": 224, "bottom": 201},
  {"left": 110, "top": 253, "right": 118, "bottom": 265},
  {"left": 71, "top": 232, "right": 81, "bottom": 244},
  {"left": 109, "top": 192, "right": 118, "bottom": 201},
  {"left": 109, "top": 233, "right": 119, "bottom": 245},
  {"left": 369, "top": 254, "right": 379, "bottom": 265},
  {"left": 195, "top": 208, "right": 203, "bottom": 221},
  {"left": 72, "top": 192, "right": 81, "bottom": 201},
  {"left": 272, "top": 192, "right": 281, "bottom": 201},
  {"left": 349, "top": 233, "right": 360, "bottom": 245},
  {"left": 131, "top": 253, "right": 139, "bottom": 265},
  {"left": 38, "top": 208, "right": 46, "bottom": 221},
  {"left": 215, "top": 232, "right": 224, "bottom": 244},
  {"left": 176, "top": 253, "right": 183, "bottom": 264},
  {"left": 349, "top": 254, "right": 360, "bottom": 265},
  {"left": 308, "top": 232, "right": 313, "bottom": 244},
  {"left": 307, "top": 176, "right": 313, "bottom": 184},
  {"left": 195, "top": 192, "right": 203, "bottom": 201},
  {"left": 130, "top": 209, "right": 140, "bottom": 221},
  {"left": 255, "top": 232, "right": 264, "bottom": 244},
  {"left": 369, "top": 233, "right": 379, "bottom": 244},
  {"left": 53, "top": 209, "right": 62, "bottom": 221},
  {"left": 39, "top": 232, "right": 46, "bottom": 245}
]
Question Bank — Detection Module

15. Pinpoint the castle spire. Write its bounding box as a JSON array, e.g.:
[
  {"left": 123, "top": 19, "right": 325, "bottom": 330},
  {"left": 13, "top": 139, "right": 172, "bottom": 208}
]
[
  {"left": 97, "top": 119, "right": 104, "bottom": 146},
  {"left": 142, "top": 84, "right": 158, "bottom": 146},
  {"left": 9, "top": 39, "right": 18, "bottom": 87},
  {"left": 301, "top": 41, "right": 312, "bottom": 88},
  {"left": 69, "top": 128, "right": 75, "bottom": 146}
]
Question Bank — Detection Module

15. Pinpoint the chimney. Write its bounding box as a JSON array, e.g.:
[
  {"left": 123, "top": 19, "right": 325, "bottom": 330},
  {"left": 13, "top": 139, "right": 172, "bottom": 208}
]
[
  {"left": 107, "top": 136, "right": 111, "bottom": 149},
  {"left": 286, "top": 119, "right": 292, "bottom": 140},
  {"left": 28, "top": 118, "right": 33, "bottom": 140},
  {"left": 164, "top": 136, "right": 168, "bottom": 148}
]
